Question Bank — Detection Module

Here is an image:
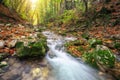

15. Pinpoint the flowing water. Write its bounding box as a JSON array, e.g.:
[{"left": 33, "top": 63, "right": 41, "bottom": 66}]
[{"left": 43, "top": 31, "right": 107, "bottom": 80}]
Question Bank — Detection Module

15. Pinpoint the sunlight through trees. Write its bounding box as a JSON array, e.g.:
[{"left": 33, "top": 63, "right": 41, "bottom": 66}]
[{"left": 2, "top": 0, "right": 93, "bottom": 25}]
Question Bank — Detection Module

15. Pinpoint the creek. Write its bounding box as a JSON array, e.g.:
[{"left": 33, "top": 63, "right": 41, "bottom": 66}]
[{"left": 43, "top": 31, "right": 106, "bottom": 80}]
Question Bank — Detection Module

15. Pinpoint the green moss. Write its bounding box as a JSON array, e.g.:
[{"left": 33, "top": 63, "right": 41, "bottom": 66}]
[
  {"left": 15, "top": 37, "right": 48, "bottom": 59},
  {"left": 59, "top": 10, "right": 76, "bottom": 24},
  {"left": 82, "top": 51, "right": 98, "bottom": 68},
  {"left": 82, "top": 49, "right": 115, "bottom": 68},
  {"left": 96, "top": 49, "right": 115, "bottom": 68},
  {"left": 88, "top": 38, "right": 102, "bottom": 48}
]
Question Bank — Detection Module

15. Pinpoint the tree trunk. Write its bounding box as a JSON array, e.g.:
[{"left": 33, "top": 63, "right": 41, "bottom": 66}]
[{"left": 83, "top": 0, "right": 88, "bottom": 13}]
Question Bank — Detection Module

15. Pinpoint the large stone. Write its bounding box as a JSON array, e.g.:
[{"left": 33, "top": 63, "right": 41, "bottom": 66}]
[{"left": 16, "top": 40, "right": 47, "bottom": 59}]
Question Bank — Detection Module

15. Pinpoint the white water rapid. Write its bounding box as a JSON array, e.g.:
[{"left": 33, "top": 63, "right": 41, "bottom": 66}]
[{"left": 43, "top": 31, "right": 106, "bottom": 80}]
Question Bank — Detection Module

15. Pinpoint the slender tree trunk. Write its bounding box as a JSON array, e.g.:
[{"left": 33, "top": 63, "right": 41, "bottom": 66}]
[{"left": 83, "top": 0, "right": 88, "bottom": 13}]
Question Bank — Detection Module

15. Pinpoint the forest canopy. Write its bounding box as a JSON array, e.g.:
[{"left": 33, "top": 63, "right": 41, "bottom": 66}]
[{"left": 2, "top": 0, "right": 96, "bottom": 25}]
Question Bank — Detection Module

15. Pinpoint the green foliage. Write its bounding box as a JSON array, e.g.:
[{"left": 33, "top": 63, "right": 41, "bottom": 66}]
[
  {"left": 114, "top": 41, "right": 120, "bottom": 49},
  {"left": 15, "top": 42, "right": 24, "bottom": 48},
  {"left": 2, "top": 0, "right": 11, "bottom": 7},
  {"left": 15, "top": 39, "right": 47, "bottom": 59},
  {"left": 20, "top": 13, "right": 27, "bottom": 20},
  {"left": 88, "top": 38, "right": 102, "bottom": 48},
  {"left": 75, "top": 0, "right": 88, "bottom": 12},
  {"left": 60, "top": 10, "right": 76, "bottom": 24},
  {"left": 82, "top": 51, "right": 98, "bottom": 68},
  {"left": 77, "top": 46, "right": 84, "bottom": 52},
  {"left": 81, "top": 32, "right": 89, "bottom": 40},
  {"left": 82, "top": 49, "right": 115, "bottom": 68},
  {"left": 65, "top": 40, "right": 81, "bottom": 47},
  {"left": 96, "top": 49, "right": 115, "bottom": 68}
]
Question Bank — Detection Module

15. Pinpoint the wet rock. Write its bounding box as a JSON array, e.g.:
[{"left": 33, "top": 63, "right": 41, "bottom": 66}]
[
  {"left": 6, "top": 40, "right": 17, "bottom": 48},
  {"left": 0, "top": 40, "right": 5, "bottom": 49}
]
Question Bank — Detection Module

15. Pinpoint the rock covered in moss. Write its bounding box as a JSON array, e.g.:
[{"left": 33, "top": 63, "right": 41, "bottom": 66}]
[
  {"left": 15, "top": 38, "right": 48, "bottom": 59},
  {"left": 82, "top": 45, "right": 115, "bottom": 68}
]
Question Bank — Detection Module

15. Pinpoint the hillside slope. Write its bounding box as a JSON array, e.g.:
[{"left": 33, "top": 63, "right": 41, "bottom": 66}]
[{"left": 0, "top": 4, "right": 25, "bottom": 24}]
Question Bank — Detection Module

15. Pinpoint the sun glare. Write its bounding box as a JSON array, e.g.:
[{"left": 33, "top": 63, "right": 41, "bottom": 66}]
[
  {"left": 30, "top": 0, "right": 37, "bottom": 4},
  {"left": 30, "top": 0, "right": 37, "bottom": 10}
]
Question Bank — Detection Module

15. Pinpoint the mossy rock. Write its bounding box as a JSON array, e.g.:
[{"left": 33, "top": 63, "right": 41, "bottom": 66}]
[
  {"left": 82, "top": 49, "right": 115, "bottom": 68},
  {"left": 15, "top": 39, "right": 48, "bottom": 59}
]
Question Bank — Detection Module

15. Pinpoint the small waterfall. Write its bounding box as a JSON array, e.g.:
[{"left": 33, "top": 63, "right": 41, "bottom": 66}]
[{"left": 43, "top": 31, "right": 105, "bottom": 80}]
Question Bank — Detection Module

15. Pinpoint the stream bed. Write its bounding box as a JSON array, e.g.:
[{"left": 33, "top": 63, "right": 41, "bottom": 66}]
[{"left": 0, "top": 31, "right": 114, "bottom": 80}]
